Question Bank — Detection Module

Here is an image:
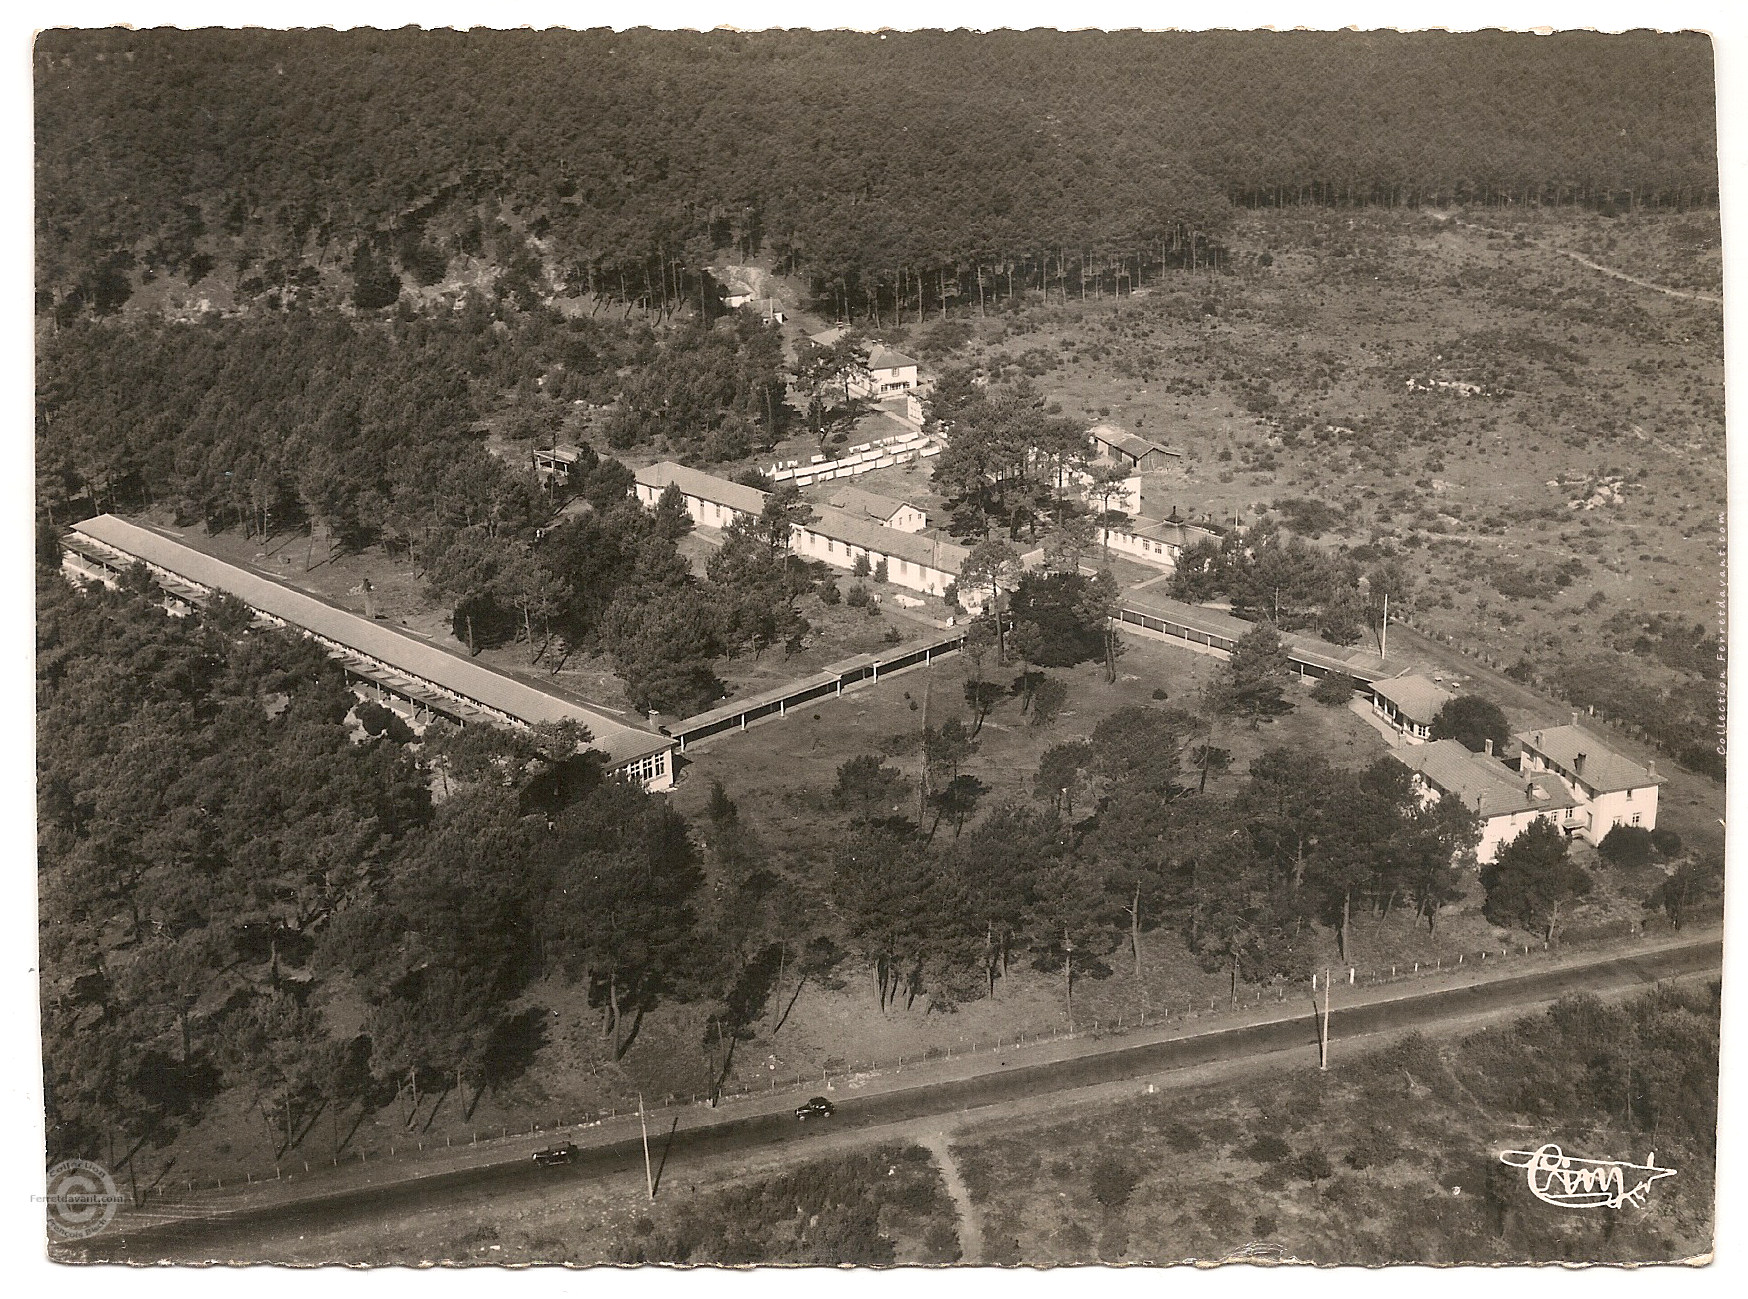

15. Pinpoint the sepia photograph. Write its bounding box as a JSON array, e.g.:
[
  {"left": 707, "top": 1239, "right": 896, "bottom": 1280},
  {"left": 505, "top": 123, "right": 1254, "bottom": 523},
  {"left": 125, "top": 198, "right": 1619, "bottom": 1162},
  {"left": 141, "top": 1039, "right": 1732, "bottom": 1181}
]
[{"left": 25, "top": 2, "right": 1736, "bottom": 1271}]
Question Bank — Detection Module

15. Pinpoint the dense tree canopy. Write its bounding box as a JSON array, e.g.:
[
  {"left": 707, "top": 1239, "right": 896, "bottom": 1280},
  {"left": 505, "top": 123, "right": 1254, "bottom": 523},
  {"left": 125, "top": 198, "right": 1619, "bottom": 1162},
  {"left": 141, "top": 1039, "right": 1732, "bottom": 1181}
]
[{"left": 37, "top": 29, "right": 1717, "bottom": 326}]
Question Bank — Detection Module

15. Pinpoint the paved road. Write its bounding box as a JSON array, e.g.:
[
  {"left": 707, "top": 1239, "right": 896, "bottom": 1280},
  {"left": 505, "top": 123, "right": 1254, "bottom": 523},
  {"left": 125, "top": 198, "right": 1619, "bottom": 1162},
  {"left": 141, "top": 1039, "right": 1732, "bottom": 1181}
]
[{"left": 79, "top": 936, "right": 1719, "bottom": 1262}]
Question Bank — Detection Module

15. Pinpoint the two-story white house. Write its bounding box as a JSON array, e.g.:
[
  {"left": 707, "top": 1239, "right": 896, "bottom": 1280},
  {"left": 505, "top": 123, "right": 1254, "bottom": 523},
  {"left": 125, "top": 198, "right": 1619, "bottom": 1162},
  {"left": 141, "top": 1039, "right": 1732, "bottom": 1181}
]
[
  {"left": 1515, "top": 718, "right": 1667, "bottom": 845},
  {"left": 858, "top": 345, "right": 920, "bottom": 399},
  {"left": 806, "top": 330, "right": 921, "bottom": 401},
  {"left": 1392, "top": 739, "right": 1579, "bottom": 864}
]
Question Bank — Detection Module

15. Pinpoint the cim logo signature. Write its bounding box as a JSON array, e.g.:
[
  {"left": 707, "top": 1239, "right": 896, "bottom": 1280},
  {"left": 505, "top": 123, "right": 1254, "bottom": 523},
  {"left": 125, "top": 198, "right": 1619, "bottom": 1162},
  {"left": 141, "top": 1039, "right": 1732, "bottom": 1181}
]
[{"left": 1498, "top": 1143, "right": 1677, "bottom": 1210}]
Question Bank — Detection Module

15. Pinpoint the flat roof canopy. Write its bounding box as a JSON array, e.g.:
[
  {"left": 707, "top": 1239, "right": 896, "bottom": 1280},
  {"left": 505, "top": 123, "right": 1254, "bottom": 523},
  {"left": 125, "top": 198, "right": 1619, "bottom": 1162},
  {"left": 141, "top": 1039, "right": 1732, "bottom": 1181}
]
[{"left": 71, "top": 515, "right": 673, "bottom": 769}]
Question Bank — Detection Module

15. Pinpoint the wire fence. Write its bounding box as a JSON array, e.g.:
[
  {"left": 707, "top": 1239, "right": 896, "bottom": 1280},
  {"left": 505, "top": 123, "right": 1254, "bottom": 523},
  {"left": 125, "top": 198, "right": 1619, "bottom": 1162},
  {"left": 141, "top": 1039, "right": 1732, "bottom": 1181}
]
[{"left": 121, "top": 913, "right": 1715, "bottom": 1214}]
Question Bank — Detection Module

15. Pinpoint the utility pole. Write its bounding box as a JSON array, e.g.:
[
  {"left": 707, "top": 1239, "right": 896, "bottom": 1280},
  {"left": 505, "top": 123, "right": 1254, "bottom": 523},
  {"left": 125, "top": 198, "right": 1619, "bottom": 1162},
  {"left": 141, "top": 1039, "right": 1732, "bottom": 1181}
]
[
  {"left": 638, "top": 1093, "right": 654, "bottom": 1201},
  {"left": 919, "top": 664, "right": 934, "bottom": 823},
  {"left": 1319, "top": 970, "right": 1332, "bottom": 1071},
  {"left": 1064, "top": 927, "right": 1075, "bottom": 1033},
  {"left": 1380, "top": 591, "right": 1389, "bottom": 660}
]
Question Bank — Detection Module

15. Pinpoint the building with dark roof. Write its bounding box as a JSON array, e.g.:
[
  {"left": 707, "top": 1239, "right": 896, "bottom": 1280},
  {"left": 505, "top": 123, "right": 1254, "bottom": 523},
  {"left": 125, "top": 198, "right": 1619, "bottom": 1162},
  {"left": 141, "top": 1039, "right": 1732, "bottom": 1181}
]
[
  {"left": 63, "top": 515, "right": 675, "bottom": 790},
  {"left": 1392, "top": 738, "right": 1579, "bottom": 863},
  {"left": 1516, "top": 718, "right": 1666, "bottom": 845},
  {"left": 1088, "top": 423, "right": 1185, "bottom": 473}
]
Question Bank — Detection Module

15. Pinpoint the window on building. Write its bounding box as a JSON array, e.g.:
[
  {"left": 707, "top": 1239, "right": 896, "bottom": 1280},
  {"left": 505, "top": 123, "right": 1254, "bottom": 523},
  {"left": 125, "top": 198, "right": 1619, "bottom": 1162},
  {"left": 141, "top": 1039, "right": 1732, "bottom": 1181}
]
[{"left": 1631, "top": 813, "right": 1641, "bottom": 826}]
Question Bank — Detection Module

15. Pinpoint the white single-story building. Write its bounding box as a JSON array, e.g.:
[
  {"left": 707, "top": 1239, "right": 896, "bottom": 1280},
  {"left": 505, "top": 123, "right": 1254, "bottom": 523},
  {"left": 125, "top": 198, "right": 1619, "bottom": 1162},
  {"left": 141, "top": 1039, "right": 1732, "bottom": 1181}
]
[
  {"left": 1515, "top": 718, "right": 1666, "bottom": 845},
  {"left": 793, "top": 505, "right": 972, "bottom": 605},
  {"left": 1370, "top": 673, "right": 1457, "bottom": 744},
  {"left": 634, "top": 462, "right": 769, "bottom": 530},
  {"left": 1392, "top": 738, "right": 1579, "bottom": 864},
  {"left": 821, "top": 484, "right": 928, "bottom": 533},
  {"left": 632, "top": 462, "right": 978, "bottom": 609},
  {"left": 1092, "top": 518, "right": 1219, "bottom": 572}
]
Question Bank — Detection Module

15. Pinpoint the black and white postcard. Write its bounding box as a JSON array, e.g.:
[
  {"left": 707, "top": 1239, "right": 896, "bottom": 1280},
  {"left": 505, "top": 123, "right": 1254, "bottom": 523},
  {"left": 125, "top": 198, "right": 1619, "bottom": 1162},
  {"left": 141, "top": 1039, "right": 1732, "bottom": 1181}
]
[{"left": 26, "top": 3, "right": 1738, "bottom": 1271}]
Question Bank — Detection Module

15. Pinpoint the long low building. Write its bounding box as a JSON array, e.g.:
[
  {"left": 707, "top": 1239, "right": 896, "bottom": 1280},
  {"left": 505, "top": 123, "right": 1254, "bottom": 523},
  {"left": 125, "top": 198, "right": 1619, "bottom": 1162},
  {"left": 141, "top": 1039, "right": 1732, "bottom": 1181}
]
[
  {"left": 634, "top": 461, "right": 977, "bottom": 608},
  {"left": 1114, "top": 588, "right": 1410, "bottom": 684},
  {"left": 1093, "top": 517, "right": 1218, "bottom": 572},
  {"left": 62, "top": 515, "right": 676, "bottom": 791}
]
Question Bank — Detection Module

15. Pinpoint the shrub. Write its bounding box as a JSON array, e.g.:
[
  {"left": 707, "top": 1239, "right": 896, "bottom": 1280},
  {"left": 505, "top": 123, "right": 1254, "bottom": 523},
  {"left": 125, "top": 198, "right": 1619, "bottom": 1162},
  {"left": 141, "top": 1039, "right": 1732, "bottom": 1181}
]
[
  {"left": 1598, "top": 824, "right": 1654, "bottom": 868},
  {"left": 1650, "top": 827, "right": 1683, "bottom": 856},
  {"left": 873, "top": 559, "right": 889, "bottom": 584},
  {"left": 845, "top": 584, "right": 871, "bottom": 608},
  {"left": 1311, "top": 671, "right": 1358, "bottom": 706},
  {"left": 852, "top": 553, "right": 872, "bottom": 578},
  {"left": 1344, "top": 1129, "right": 1403, "bottom": 1170},
  {"left": 1286, "top": 1149, "right": 1334, "bottom": 1182},
  {"left": 1430, "top": 694, "right": 1511, "bottom": 753},
  {"left": 1089, "top": 1155, "right": 1139, "bottom": 1209},
  {"left": 1163, "top": 1124, "right": 1202, "bottom": 1153},
  {"left": 818, "top": 577, "right": 841, "bottom": 605},
  {"left": 1246, "top": 1134, "right": 1291, "bottom": 1164},
  {"left": 1151, "top": 687, "right": 1170, "bottom": 700},
  {"left": 921, "top": 1221, "right": 961, "bottom": 1263}
]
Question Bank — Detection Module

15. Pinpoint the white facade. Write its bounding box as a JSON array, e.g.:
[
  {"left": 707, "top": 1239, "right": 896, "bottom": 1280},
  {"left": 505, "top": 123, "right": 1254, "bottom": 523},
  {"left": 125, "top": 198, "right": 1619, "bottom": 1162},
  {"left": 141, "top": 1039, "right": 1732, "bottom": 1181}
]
[
  {"left": 1515, "top": 723, "right": 1665, "bottom": 846},
  {"left": 789, "top": 525, "right": 967, "bottom": 606},
  {"left": 1093, "top": 523, "right": 1181, "bottom": 570},
  {"left": 632, "top": 464, "right": 978, "bottom": 611}
]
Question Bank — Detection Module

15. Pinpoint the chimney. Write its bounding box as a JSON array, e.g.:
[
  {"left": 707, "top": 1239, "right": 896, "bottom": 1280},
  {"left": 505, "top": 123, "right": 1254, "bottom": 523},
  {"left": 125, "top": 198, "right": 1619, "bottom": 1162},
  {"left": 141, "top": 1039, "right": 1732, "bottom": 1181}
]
[
  {"left": 1647, "top": 760, "right": 1656, "bottom": 778},
  {"left": 1574, "top": 753, "right": 1587, "bottom": 776},
  {"left": 1484, "top": 738, "right": 1494, "bottom": 757},
  {"left": 1534, "top": 732, "right": 1543, "bottom": 749}
]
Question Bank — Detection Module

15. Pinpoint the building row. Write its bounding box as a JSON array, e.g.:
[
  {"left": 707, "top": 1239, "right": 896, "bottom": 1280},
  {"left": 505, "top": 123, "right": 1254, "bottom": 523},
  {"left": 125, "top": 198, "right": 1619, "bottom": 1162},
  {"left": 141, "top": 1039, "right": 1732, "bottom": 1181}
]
[
  {"left": 633, "top": 462, "right": 989, "bottom": 610},
  {"left": 61, "top": 515, "right": 678, "bottom": 791}
]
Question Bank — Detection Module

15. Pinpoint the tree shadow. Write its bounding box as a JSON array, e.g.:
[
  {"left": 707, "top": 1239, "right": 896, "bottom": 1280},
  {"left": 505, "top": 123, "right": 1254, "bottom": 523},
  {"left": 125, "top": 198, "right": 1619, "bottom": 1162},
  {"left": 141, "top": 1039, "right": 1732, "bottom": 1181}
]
[
  {"left": 613, "top": 1006, "right": 647, "bottom": 1061},
  {"left": 479, "top": 1006, "right": 550, "bottom": 1099}
]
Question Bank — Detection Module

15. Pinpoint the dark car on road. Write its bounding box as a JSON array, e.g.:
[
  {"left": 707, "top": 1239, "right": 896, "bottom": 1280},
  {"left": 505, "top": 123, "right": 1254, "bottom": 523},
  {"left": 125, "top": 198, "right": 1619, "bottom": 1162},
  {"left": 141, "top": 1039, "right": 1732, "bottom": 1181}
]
[
  {"left": 532, "top": 1141, "right": 578, "bottom": 1166},
  {"left": 794, "top": 1096, "right": 835, "bottom": 1121}
]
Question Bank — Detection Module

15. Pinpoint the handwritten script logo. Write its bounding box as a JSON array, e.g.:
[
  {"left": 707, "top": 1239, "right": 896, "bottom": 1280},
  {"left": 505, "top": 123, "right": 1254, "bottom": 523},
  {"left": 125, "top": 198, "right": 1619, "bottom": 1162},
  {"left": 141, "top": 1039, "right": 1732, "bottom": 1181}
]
[{"left": 1498, "top": 1144, "right": 1677, "bottom": 1210}]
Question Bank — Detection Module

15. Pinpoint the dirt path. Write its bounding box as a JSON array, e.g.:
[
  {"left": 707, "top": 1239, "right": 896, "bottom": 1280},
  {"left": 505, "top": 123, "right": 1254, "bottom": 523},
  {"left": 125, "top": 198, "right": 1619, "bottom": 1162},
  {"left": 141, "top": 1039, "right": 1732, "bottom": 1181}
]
[
  {"left": 1451, "top": 217, "right": 1722, "bottom": 304},
  {"left": 918, "top": 1132, "right": 981, "bottom": 1264}
]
